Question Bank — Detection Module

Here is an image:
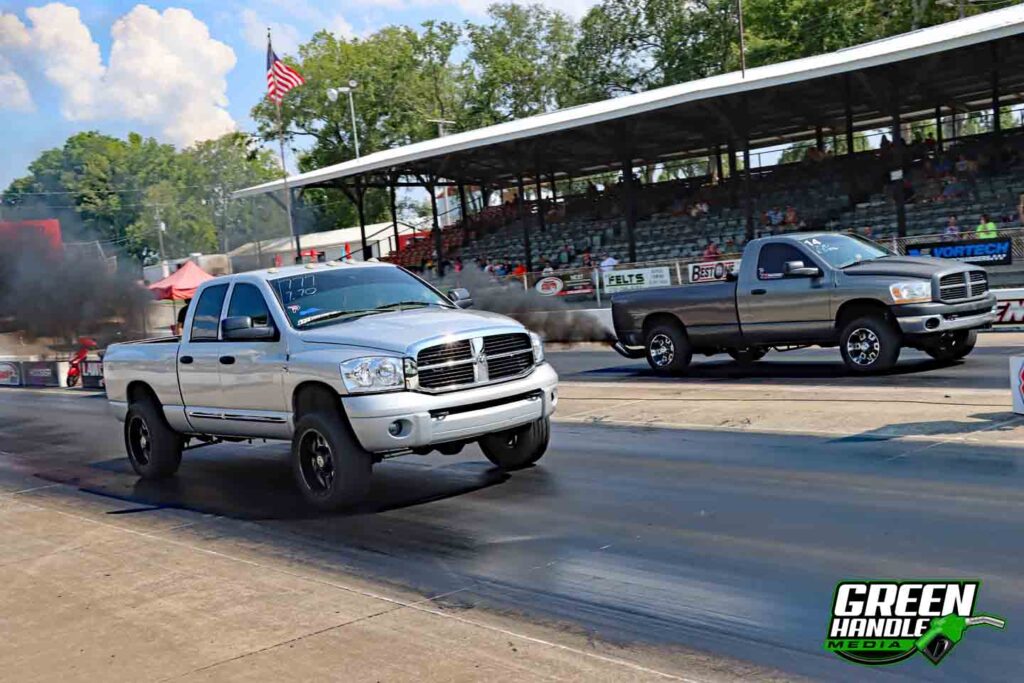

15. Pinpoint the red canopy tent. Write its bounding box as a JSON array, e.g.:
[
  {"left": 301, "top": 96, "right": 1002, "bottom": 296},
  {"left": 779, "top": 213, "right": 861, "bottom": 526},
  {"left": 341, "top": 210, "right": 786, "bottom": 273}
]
[{"left": 148, "top": 261, "right": 214, "bottom": 301}]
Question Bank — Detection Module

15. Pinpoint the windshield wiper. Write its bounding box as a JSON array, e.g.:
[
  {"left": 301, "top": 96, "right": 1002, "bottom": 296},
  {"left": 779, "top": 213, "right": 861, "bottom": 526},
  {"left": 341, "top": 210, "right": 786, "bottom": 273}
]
[
  {"left": 295, "top": 309, "right": 379, "bottom": 328},
  {"left": 372, "top": 301, "right": 442, "bottom": 311}
]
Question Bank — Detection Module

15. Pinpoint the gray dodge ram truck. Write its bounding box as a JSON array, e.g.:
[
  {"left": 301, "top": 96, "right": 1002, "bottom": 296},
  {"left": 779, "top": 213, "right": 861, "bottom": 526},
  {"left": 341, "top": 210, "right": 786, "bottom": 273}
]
[
  {"left": 104, "top": 261, "right": 557, "bottom": 510},
  {"left": 611, "top": 232, "right": 998, "bottom": 374}
]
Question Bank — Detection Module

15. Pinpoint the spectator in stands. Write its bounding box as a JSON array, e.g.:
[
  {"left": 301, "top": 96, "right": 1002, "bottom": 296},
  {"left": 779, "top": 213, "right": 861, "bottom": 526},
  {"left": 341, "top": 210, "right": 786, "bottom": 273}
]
[
  {"left": 783, "top": 206, "right": 801, "bottom": 227},
  {"left": 766, "top": 207, "right": 783, "bottom": 227},
  {"left": 542, "top": 259, "right": 554, "bottom": 276},
  {"left": 599, "top": 252, "right": 619, "bottom": 272},
  {"left": 944, "top": 216, "right": 960, "bottom": 240},
  {"left": 581, "top": 252, "right": 594, "bottom": 269},
  {"left": 976, "top": 214, "right": 998, "bottom": 239},
  {"left": 512, "top": 262, "right": 527, "bottom": 279},
  {"left": 702, "top": 241, "right": 721, "bottom": 261},
  {"left": 453, "top": 257, "right": 463, "bottom": 273}
]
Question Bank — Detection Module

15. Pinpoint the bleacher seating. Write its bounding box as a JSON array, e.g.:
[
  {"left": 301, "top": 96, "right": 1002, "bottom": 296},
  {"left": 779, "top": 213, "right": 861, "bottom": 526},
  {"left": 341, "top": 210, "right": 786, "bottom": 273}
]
[{"left": 388, "top": 131, "right": 1024, "bottom": 272}]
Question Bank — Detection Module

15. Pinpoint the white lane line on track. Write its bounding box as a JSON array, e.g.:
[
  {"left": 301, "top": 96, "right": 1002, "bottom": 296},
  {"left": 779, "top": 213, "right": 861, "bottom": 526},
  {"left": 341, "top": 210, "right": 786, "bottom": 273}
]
[{"left": 16, "top": 492, "right": 691, "bottom": 682}]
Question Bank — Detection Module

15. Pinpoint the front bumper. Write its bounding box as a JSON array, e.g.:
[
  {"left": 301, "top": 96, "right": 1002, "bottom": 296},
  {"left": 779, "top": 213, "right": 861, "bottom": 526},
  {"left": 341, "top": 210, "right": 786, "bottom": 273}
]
[
  {"left": 342, "top": 363, "right": 558, "bottom": 453},
  {"left": 894, "top": 296, "right": 998, "bottom": 334}
]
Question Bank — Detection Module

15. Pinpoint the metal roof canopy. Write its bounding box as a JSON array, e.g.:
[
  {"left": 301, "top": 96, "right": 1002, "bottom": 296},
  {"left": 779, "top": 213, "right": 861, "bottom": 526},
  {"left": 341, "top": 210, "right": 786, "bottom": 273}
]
[{"left": 234, "top": 5, "right": 1024, "bottom": 199}]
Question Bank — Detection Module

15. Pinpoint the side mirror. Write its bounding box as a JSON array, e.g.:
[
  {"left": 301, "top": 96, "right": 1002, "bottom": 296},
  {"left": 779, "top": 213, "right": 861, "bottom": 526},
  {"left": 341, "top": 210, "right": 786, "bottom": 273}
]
[
  {"left": 448, "top": 287, "right": 474, "bottom": 309},
  {"left": 223, "top": 315, "right": 277, "bottom": 341},
  {"left": 784, "top": 260, "right": 821, "bottom": 278}
]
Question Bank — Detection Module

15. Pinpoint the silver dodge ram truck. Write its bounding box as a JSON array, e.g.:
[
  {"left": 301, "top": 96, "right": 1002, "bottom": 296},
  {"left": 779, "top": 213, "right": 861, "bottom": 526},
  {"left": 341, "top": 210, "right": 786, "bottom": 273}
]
[{"left": 104, "top": 261, "right": 558, "bottom": 510}]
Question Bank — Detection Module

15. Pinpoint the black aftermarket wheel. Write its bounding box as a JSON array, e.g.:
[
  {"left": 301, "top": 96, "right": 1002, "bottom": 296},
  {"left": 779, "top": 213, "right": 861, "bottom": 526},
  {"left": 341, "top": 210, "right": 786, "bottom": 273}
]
[
  {"left": 644, "top": 324, "right": 692, "bottom": 375},
  {"left": 924, "top": 329, "right": 977, "bottom": 362},
  {"left": 840, "top": 315, "right": 901, "bottom": 374},
  {"left": 292, "top": 412, "right": 372, "bottom": 511},
  {"left": 124, "top": 398, "right": 182, "bottom": 479}
]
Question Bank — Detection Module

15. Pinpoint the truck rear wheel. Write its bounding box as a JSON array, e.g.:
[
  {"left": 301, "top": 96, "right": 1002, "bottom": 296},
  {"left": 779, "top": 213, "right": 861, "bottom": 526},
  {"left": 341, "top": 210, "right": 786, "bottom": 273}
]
[
  {"left": 923, "top": 330, "right": 977, "bottom": 362},
  {"left": 292, "top": 412, "right": 373, "bottom": 511},
  {"left": 840, "top": 315, "right": 901, "bottom": 374},
  {"left": 479, "top": 417, "right": 550, "bottom": 471},
  {"left": 644, "top": 324, "right": 692, "bottom": 375},
  {"left": 124, "top": 398, "right": 183, "bottom": 480}
]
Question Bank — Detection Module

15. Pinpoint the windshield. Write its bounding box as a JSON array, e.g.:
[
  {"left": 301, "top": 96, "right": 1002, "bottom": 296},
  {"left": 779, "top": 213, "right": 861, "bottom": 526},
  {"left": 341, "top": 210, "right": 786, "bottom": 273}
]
[
  {"left": 797, "top": 234, "right": 891, "bottom": 269},
  {"left": 271, "top": 267, "right": 452, "bottom": 329}
]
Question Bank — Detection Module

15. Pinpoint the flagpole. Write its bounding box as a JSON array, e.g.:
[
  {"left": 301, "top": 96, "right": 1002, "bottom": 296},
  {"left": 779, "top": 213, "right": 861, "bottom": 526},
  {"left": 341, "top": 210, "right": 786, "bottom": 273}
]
[{"left": 269, "top": 28, "right": 302, "bottom": 262}]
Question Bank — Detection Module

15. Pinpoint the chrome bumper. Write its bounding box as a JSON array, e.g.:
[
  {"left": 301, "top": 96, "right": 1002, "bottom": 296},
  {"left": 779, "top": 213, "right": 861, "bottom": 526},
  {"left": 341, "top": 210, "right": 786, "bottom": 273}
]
[
  {"left": 342, "top": 363, "right": 558, "bottom": 453},
  {"left": 897, "top": 307, "right": 998, "bottom": 334}
]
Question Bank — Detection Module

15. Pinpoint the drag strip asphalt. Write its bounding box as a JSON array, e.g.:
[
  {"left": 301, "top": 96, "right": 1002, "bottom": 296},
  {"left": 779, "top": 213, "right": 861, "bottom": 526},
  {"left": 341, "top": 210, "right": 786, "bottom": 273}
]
[
  {"left": 549, "top": 344, "right": 1019, "bottom": 390},
  {"left": 2, "top": 353, "right": 1024, "bottom": 681}
]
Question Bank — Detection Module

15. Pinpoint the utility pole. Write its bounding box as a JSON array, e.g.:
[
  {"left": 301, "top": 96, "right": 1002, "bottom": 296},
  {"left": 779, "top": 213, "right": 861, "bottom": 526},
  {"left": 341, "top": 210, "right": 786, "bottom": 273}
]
[
  {"left": 427, "top": 118, "right": 456, "bottom": 226},
  {"left": 736, "top": 0, "right": 747, "bottom": 77},
  {"left": 155, "top": 207, "right": 168, "bottom": 278}
]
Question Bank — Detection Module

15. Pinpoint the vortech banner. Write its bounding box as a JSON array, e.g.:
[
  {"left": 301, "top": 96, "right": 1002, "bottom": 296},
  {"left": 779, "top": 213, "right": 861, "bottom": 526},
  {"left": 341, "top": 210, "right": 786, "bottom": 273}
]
[{"left": 906, "top": 238, "right": 1012, "bottom": 266}]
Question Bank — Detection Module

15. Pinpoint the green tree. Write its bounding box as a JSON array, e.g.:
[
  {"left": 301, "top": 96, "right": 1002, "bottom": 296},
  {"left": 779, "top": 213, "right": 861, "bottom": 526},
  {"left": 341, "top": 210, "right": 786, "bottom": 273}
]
[{"left": 462, "top": 3, "right": 577, "bottom": 127}]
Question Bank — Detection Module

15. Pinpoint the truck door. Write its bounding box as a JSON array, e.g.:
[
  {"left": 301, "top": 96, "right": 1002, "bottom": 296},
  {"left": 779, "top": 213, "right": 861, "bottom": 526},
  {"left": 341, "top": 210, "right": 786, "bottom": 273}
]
[
  {"left": 177, "top": 283, "right": 231, "bottom": 434},
  {"left": 214, "top": 282, "right": 290, "bottom": 438},
  {"left": 737, "top": 242, "right": 832, "bottom": 343}
]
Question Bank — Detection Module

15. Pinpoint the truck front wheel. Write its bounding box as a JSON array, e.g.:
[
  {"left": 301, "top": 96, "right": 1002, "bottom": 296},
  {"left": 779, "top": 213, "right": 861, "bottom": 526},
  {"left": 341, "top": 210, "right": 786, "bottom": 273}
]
[
  {"left": 840, "top": 315, "right": 901, "bottom": 374},
  {"left": 644, "top": 324, "right": 692, "bottom": 375},
  {"left": 292, "top": 412, "right": 372, "bottom": 511},
  {"left": 923, "top": 330, "right": 977, "bottom": 362},
  {"left": 124, "top": 398, "right": 183, "bottom": 480},
  {"left": 479, "top": 417, "right": 550, "bottom": 471}
]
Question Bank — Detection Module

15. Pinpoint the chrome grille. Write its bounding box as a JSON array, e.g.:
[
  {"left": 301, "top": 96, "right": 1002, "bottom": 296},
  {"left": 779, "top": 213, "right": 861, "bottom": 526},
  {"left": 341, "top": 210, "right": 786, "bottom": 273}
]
[
  {"left": 938, "top": 272, "right": 967, "bottom": 302},
  {"left": 417, "top": 339, "right": 472, "bottom": 367},
  {"left": 483, "top": 333, "right": 531, "bottom": 356},
  {"left": 969, "top": 271, "right": 988, "bottom": 297},
  {"left": 415, "top": 332, "right": 535, "bottom": 392}
]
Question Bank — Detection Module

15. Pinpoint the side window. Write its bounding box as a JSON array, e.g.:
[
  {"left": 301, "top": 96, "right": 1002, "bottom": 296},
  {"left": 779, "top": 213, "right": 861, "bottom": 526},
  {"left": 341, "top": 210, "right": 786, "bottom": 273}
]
[
  {"left": 189, "top": 284, "right": 229, "bottom": 341},
  {"left": 226, "top": 283, "right": 275, "bottom": 330},
  {"left": 757, "top": 244, "right": 809, "bottom": 280}
]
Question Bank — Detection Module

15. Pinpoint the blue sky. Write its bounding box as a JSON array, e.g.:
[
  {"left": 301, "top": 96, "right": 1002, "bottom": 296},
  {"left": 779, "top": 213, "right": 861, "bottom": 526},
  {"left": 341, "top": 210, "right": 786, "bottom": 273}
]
[{"left": 0, "top": 1, "right": 595, "bottom": 189}]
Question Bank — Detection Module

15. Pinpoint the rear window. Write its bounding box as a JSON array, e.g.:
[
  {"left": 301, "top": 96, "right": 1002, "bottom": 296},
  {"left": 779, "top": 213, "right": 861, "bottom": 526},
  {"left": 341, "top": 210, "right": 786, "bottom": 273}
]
[{"left": 190, "top": 284, "right": 228, "bottom": 341}]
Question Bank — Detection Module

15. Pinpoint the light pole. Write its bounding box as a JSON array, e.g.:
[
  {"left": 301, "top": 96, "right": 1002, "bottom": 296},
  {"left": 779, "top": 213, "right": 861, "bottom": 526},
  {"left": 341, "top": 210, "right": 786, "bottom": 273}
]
[
  {"left": 427, "top": 118, "right": 456, "bottom": 225},
  {"left": 327, "top": 80, "right": 360, "bottom": 158}
]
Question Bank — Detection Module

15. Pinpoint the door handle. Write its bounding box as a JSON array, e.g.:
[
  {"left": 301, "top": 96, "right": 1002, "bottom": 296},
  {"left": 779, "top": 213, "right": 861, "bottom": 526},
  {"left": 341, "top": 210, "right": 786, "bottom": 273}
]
[
  {"left": 751, "top": 289, "right": 767, "bottom": 295},
  {"left": 219, "top": 355, "right": 236, "bottom": 365},
  {"left": 180, "top": 355, "right": 194, "bottom": 364}
]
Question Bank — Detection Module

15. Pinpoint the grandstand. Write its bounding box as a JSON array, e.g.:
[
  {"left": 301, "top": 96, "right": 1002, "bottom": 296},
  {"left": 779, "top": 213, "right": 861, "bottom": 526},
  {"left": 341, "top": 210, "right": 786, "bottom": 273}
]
[{"left": 235, "top": 6, "right": 1024, "bottom": 283}]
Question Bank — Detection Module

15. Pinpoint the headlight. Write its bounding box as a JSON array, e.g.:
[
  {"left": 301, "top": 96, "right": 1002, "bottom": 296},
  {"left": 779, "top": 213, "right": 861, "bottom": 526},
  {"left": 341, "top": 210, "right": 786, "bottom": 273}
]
[
  {"left": 889, "top": 281, "right": 932, "bottom": 304},
  {"left": 340, "top": 357, "right": 405, "bottom": 393},
  {"left": 529, "top": 331, "right": 544, "bottom": 363}
]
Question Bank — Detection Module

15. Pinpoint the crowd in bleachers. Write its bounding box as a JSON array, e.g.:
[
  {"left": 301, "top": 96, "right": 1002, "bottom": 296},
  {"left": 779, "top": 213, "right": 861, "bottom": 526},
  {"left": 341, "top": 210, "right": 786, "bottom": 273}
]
[{"left": 388, "top": 130, "right": 1024, "bottom": 277}]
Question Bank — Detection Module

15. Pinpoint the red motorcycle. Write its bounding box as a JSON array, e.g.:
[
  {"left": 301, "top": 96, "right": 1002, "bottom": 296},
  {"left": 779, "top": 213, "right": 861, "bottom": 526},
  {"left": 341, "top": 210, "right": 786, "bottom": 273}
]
[{"left": 66, "top": 337, "right": 98, "bottom": 388}]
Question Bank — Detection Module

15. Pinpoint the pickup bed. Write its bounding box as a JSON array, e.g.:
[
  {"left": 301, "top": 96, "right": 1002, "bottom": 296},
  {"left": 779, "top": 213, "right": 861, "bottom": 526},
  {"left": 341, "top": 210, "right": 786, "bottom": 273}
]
[
  {"left": 105, "top": 261, "right": 558, "bottom": 510},
  {"left": 611, "top": 232, "right": 998, "bottom": 374}
]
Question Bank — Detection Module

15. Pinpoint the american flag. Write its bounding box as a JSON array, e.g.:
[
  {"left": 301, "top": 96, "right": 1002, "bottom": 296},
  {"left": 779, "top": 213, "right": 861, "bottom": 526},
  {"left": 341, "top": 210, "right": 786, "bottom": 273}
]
[{"left": 266, "top": 40, "right": 305, "bottom": 104}]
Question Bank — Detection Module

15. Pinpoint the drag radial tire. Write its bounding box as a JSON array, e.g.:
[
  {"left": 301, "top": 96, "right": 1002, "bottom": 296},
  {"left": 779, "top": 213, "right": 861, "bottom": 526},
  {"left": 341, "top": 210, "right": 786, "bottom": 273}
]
[
  {"left": 124, "top": 398, "right": 183, "bottom": 479},
  {"left": 479, "top": 416, "right": 550, "bottom": 471},
  {"left": 924, "top": 329, "right": 977, "bottom": 362},
  {"left": 839, "top": 315, "right": 901, "bottom": 374},
  {"left": 644, "top": 324, "right": 692, "bottom": 375},
  {"left": 292, "top": 411, "right": 373, "bottom": 511}
]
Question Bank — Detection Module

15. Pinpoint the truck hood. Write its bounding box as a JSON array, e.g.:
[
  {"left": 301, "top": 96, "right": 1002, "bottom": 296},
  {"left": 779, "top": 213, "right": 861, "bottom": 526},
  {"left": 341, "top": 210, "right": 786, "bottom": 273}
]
[
  {"left": 841, "top": 255, "right": 969, "bottom": 279},
  {"left": 297, "top": 307, "right": 523, "bottom": 353}
]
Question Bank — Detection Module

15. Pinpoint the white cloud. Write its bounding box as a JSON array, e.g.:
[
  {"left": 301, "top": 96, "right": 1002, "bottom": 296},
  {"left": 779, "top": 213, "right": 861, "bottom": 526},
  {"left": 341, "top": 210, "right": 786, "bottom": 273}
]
[
  {"left": 0, "top": 3, "right": 237, "bottom": 147},
  {"left": 0, "top": 57, "right": 33, "bottom": 111},
  {"left": 24, "top": 3, "right": 104, "bottom": 119},
  {"left": 241, "top": 8, "right": 301, "bottom": 55},
  {"left": 0, "top": 14, "right": 33, "bottom": 111},
  {"left": 327, "top": 14, "right": 355, "bottom": 39}
]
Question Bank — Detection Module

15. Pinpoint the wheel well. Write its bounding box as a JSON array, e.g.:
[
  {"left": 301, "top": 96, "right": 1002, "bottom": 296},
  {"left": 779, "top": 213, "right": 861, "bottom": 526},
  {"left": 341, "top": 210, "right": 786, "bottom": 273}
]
[
  {"left": 835, "top": 299, "right": 892, "bottom": 331},
  {"left": 642, "top": 312, "right": 685, "bottom": 338},
  {"left": 292, "top": 382, "right": 342, "bottom": 419},
  {"left": 126, "top": 381, "right": 159, "bottom": 406}
]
